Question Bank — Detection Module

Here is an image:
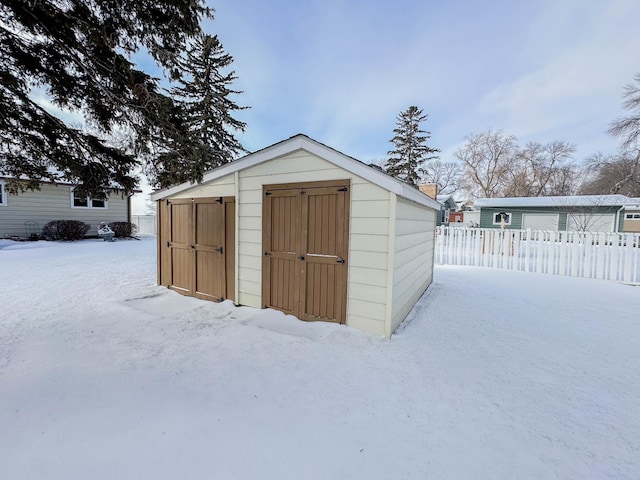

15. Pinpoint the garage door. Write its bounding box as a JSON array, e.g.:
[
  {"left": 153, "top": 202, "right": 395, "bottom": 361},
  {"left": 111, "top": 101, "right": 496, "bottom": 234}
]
[
  {"left": 567, "top": 213, "right": 615, "bottom": 232},
  {"left": 522, "top": 213, "right": 559, "bottom": 231},
  {"left": 262, "top": 180, "right": 349, "bottom": 324},
  {"left": 158, "top": 197, "right": 235, "bottom": 302}
]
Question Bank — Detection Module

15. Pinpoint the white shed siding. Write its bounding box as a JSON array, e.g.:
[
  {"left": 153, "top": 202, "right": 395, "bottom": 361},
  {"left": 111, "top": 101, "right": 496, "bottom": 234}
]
[
  {"left": 167, "top": 174, "right": 236, "bottom": 199},
  {"left": 0, "top": 183, "right": 129, "bottom": 237},
  {"left": 390, "top": 197, "right": 435, "bottom": 332},
  {"left": 235, "top": 150, "right": 391, "bottom": 336}
]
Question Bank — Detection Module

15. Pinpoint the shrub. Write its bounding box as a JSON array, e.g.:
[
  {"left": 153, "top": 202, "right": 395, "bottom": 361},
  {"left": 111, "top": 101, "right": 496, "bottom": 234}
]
[
  {"left": 110, "top": 221, "right": 137, "bottom": 238},
  {"left": 42, "top": 220, "right": 90, "bottom": 241}
]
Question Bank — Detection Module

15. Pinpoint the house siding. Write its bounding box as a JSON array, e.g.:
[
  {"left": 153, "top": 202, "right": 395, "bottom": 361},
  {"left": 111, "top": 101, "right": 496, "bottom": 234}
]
[
  {"left": 623, "top": 205, "right": 640, "bottom": 232},
  {"left": 479, "top": 206, "right": 623, "bottom": 232},
  {"left": 390, "top": 197, "right": 435, "bottom": 334},
  {"left": 620, "top": 210, "right": 633, "bottom": 231},
  {"left": 0, "top": 183, "right": 129, "bottom": 237},
  {"left": 165, "top": 150, "right": 393, "bottom": 336}
]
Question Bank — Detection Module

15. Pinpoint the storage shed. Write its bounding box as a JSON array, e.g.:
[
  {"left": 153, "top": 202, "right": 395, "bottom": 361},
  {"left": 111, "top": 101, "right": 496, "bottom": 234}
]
[{"left": 151, "top": 134, "right": 440, "bottom": 337}]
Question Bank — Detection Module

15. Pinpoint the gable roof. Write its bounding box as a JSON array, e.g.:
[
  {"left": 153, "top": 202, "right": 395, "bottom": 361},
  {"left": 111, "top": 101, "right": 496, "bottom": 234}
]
[
  {"left": 436, "top": 194, "right": 457, "bottom": 210},
  {"left": 474, "top": 195, "right": 632, "bottom": 208},
  {"left": 150, "top": 134, "right": 441, "bottom": 210}
]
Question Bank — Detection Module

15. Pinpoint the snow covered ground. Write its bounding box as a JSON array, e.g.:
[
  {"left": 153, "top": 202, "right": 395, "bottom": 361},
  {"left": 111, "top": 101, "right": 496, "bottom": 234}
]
[{"left": 1, "top": 237, "right": 639, "bottom": 479}]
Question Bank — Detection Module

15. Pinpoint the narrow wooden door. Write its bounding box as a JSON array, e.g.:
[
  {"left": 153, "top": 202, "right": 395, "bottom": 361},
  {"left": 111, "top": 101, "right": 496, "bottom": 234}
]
[
  {"left": 263, "top": 181, "right": 349, "bottom": 324},
  {"left": 262, "top": 188, "right": 301, "bottom": 316},
  {"left": 167, "top": 199, "right": 193, "bottom": 295},
  {"left": 300, "top": 186, "right": 348, "bottom": 322},
  {"left": 194, "top": 198, "right": 226, "bottom": 301}
]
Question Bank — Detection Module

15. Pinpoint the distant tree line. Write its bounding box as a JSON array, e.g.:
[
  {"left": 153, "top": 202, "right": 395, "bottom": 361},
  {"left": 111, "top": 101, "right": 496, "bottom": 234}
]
[
  {"left": 455, "top": 131, "right": 578, "bottom": 198},
  {"left": 385, "top": 74, "right": 640, "bottom": 199}
]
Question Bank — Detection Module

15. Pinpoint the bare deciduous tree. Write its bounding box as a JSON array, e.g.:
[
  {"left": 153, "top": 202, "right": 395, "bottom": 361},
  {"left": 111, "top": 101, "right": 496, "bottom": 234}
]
[
  {"left": 598, "top": 73, "right": 640, "bottom": 196},
  {"left": 609, "top": 73, "right": 640, "bottom": 150},
  {"left": 456, "top": 130, "right": 578, "bottom": 198},
  {"left": 423, "top": 160, "right": 462, "bottom": 195},
  {"left": 580, "top": 152, "right": 640, "bottom": 197},
  {"left": 506, "top": 141, "right": 577, "bottom": 197},
  {"left": 455, "top": 130, "right": 517, "bottom": 198}
]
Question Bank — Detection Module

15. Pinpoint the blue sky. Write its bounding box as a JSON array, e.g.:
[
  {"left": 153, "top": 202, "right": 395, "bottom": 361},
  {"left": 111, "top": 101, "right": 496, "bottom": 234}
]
[{"left": 201, "top": 0, "right": 640, "bottom": 164}]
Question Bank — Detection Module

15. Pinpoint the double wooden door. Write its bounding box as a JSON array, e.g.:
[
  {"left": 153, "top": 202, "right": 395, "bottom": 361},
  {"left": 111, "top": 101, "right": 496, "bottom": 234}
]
[
  {"left": 262, "top": 180, "right": 350, "bottom": 324},
  {"left": 158, "top": 197, "right": 235, "bottom": 302}
]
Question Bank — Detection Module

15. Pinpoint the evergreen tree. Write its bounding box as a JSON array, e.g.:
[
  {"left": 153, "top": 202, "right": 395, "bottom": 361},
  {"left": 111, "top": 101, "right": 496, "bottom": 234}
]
[
  {"left": 385, "top": 106, "right": 439, "bottom": 187},
  {"left": 0, "top": 0, "right": 211, "bottom": 197},
  {"left": 151, "top": 34, "right": 247, "bottom": 188}
]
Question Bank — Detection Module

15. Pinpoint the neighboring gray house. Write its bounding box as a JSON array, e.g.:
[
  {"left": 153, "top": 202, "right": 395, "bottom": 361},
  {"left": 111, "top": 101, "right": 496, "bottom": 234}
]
[
  {"left": 0, "top": 178, "right": 134, "bottom": 238},
  {"left": 474, "top": 195, "right": 632, "bottom": 232},
  {"left": 436, "top": 194, "right": 458, "bottom": 226}
]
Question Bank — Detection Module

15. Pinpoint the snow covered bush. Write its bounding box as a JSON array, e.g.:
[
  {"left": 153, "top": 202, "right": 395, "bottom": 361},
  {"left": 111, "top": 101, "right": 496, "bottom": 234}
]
[
  {"left": 42, "top": 220, "right": 90, "bottom": 241},
  {"left": 110, "top": 222, "right": 137, "bottom": 238}
]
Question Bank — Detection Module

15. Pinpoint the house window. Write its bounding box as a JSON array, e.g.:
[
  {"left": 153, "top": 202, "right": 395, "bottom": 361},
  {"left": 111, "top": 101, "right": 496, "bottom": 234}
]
[
  {"left": 0, "top": 181, "right": 6, "bottom": 206},
  {"left": 492, "top": 211, "right": 511, "bottom": 225},
  {"left": 627, "top": 213, "right": 640, "bottom": 219},
  {"left": 626, "top": 214, "right": 633, "bottom": 219},
  {"left": 635, "top": 214, "right": 640, "bottom": 219},
  {"left": 70, "top": 188, "right": 107, "bottom": 209}
]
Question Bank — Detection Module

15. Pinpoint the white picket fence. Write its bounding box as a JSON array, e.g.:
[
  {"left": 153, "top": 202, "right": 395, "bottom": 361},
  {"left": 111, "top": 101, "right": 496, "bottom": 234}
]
[
  {"left": 435, "top": 226, "right": 640, "bottom": 283},
  {"left": 131, "top": 215, "right": 156, "bottom": 235}
]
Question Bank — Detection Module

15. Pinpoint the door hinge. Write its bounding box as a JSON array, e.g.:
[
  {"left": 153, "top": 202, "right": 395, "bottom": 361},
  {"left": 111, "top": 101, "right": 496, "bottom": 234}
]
[
  {"left": 165, "top": 199, "right": 170, "bottom": 205},
  {"left": 265, "top": 191, "right": 272, "bottom": 196},
  {"left": 338, "top": 187, "right": 348, "bottom": 192},
  {"left": 216, "top": 197, "right": 223, "bottom": 203},
  {"left": 336, "top": 258, "right": 345, "bottom": 264},
  {"left": 191, "top": 244, "right": 195, "bottom": 249},
  {"left": 300, "top": 190, "right": 306, "bottom": 195},
  {"left": 166, "top": 241, "right": 171, "bottom": 248},
  {"left": 215, "top": 246, "right": 223, "bottom": 254},
  {"left": 299, "top": 255, "right": 305, "bottom": 261},
  {"left": 264, "top": 251, "right": 271, "bottom": 256}
]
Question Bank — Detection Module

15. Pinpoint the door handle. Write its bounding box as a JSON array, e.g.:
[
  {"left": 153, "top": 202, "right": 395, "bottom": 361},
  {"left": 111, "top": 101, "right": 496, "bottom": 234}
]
[{"left": 299, "top": 255, "right": 305, "bottom": 261}]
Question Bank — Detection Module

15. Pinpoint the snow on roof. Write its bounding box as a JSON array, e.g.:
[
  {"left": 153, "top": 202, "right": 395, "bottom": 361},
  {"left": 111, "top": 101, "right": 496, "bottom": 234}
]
[
  {"left": 474, "top": 195, "right": 633, "bottom": 208},
  {"left": 151, "top": 134, "right": 441, "bottom": 210}
]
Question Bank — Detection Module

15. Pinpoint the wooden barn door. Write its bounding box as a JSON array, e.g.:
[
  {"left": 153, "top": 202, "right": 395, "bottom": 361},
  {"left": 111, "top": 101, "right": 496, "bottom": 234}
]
[
  {"left": 166, "top": 199, "right": 193, "bottom": 295},
  {"left": 262, "top": 188, "right": 301, "bottom": 316},
  {"left": 263, "top": 181, "right": 349, "bottom": 324},
  {"left": 158, "top": 197, "right": 235, "bottom": 302}
]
